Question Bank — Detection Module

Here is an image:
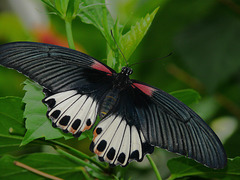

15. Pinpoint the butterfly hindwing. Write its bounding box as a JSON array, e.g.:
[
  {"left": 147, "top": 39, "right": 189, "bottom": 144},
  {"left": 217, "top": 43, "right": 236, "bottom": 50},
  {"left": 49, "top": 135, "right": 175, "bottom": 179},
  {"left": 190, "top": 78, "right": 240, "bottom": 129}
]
[
  {"left": 90, "top": 113, "right": 154, "bottom": 166},
  {"left": 43, "top": 90, "right": 99, "bottom": 137},
  {"left": 90, "top": 88, "right": 154, "bottom": 166}
]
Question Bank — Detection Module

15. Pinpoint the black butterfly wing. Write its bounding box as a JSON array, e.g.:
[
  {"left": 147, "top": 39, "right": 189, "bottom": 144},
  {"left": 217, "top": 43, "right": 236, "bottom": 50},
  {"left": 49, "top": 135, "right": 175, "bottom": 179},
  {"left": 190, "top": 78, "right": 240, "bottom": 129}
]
[
  {"left": 90, "top": 80, "right": 227, "bottom": 169},
  {"left": 0, "top": 42, "right": 115, "bottom": 136},
  {"left": 0, "top": 42, "right": 115, "bottom": 93},
  {"left": 132, "top": 80, "right": 227, "bottom": 169}
]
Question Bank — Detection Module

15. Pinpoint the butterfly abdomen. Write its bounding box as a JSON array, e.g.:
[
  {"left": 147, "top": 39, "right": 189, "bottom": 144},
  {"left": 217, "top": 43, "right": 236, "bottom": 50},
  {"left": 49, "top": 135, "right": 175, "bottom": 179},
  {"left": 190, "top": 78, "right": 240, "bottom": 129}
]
[{"left": 99, "top": 90, "right": 119, "bottom": 119}]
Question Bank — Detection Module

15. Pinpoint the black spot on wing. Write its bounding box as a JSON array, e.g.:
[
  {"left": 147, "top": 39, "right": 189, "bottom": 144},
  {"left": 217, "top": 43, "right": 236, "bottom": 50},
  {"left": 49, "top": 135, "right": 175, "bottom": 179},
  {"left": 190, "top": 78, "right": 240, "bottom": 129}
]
[
  {"left": 72, "top": 119, "right": 81, "bottom": 130},
  {"left": 107, "top": 148, "right": 116, "bottom": 160},
  {"left": 86, "top": 119, "right": 91, "bottom": 126},
  {"left": 96, "top": 127, "right": 102, "bottom": 135},
  {"left": 118, "top": 153, "right": 126, "bottom": 164},
  {"left": 44, "top": 98, "right": 56, "bottom": 108},
  {"left": 59, "top": 116, "right": 70, "bottom": 126},
  {"left": 97, "top": 140, "right": 107, "bottom": 152},
  {"left": 73, "top": 131, "right": 82, "bottom": 138},
  {"left": 130, "top": 150, "right": 139, "bottom": 160},
  {"left": 51, "top": 110, "right": 61, "bottom": 119}
]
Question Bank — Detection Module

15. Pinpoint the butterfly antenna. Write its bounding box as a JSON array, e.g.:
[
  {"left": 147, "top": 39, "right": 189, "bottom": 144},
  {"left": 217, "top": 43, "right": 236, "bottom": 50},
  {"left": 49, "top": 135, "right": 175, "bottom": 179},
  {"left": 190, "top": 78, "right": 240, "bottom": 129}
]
[
  {"left": 110, "top": 30, "right": 129, "bottom": 67},
  {"left": 129, "top": 52, "right": 173, "bottom": 67}
]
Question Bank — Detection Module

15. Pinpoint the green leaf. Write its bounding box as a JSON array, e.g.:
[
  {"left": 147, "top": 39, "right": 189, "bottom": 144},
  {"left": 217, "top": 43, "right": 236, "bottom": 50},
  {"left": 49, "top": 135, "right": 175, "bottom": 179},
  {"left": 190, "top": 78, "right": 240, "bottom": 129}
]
[
  {"left": 0, "top": 153, "right": 87, "bottom": 180},
  {"left": 0, "top": 135, "right": 24, "bottom": 155},
  {"left": 0, "top": 97, "right": 26, "bottom": 154},
  {"left": 77, "top": 0, "right": 114, "bottom": 40},
  {"left": 77, "top": 0, "right": 123, "bottom": 69},
  {"left": 21, "top": 80, "right": 73, "bottom": 146},
  {"left": 167, "top": 156, "right": 240, "bottom": 180},
  {"left": 106, "top": 20, "right": 124, "bottom": 69},
  {"left": 66, "top": 0, "right": 82, "bottom": 20},
  {"left": 77, "top": 2, "right": 159, "bottom": 71},
  {"left": 42, "top": 0, "right": 81, "bottom": 20},
  {"left": 0, "top": 97, "right": 25, "bottom": 135},
  {"left": 170, "top": 89, "right": 201, "bottom": 106},
  {"left": 77, "top": 0, "right": 113, "bottom": 29},
  {"left": 55, "top": 0, "right": 69, "bottom": 17},
  {"left": 107, "top": 7, "right": 159, "bottom": 71},
  {"left": 41, "top": 0, "right": 62, "bottom": 17},
  {"left": 120, "top": 7, "right": 159, "bottom": 65},
  {"left": 88, "top": 168, "right": 114, "bottom": 180}
]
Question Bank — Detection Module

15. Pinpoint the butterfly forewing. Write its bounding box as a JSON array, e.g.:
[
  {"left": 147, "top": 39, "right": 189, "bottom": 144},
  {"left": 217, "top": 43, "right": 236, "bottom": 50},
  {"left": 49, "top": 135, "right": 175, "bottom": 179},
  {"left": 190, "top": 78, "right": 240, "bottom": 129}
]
[
  {"left": 0, "top": 42, "right": 115, "bottom": 93},
  {"left": 131, "top": 80, "right": 227, "bottom": 169}
]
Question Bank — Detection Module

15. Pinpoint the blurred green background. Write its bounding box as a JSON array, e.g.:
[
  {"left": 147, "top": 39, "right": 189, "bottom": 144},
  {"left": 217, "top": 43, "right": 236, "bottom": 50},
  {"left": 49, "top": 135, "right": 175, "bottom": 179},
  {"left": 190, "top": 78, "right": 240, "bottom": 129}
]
[{"left": 0, "top": 0, "right": 240, "bottom": 179}]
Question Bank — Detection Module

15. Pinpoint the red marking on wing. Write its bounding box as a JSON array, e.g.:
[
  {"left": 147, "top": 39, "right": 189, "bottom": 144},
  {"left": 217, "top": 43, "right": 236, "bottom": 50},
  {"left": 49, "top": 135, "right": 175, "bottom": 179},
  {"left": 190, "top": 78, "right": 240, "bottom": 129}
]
[
  {"left": 69, "top": 127, "right": 76, "bottom": 134},
  {"left": 91, "top": 60, "right": 112, "bottom": 74},
  {"left": 131, "top": 84, "right": 136, "bottom": 88},
  {"left": 94, "top": 149, "right": 101, "bottom": 156},
  {"left": 133, "top": 83, "right": 156, "bottom": 96},
  {"left": 82, "top": 125, "right": 91, "bottom": 132},
  {"left": 93, "top": 129, "right": 98, "bottom": 142}
]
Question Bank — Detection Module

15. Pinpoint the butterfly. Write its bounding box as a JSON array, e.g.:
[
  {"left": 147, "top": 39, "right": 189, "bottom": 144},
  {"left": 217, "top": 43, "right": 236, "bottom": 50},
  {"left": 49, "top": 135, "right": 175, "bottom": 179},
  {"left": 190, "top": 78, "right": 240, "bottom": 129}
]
[{"left": 0, "top": 42, "right": 227, "bottom": 169}]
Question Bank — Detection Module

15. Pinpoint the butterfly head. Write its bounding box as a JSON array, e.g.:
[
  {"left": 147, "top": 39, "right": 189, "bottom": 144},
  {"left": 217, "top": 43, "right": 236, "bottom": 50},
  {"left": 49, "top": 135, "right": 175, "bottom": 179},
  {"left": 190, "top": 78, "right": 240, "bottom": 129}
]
[{"left": 121, "top": 67, "right": 133, "bottom": 76}]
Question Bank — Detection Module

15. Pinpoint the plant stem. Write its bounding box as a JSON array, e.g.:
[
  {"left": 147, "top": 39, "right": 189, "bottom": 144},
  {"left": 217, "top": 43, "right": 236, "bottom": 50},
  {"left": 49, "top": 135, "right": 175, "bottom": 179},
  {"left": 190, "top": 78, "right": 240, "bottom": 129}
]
[
  {"left": 65, "top": 19, "right": 75, "bottom": 49},
  {"left": 14, "top": 161, "right": 63, "bottom": 180},
  {"left": 80, "top": 167, "right": 92, "bottom": 180},
  {"left": 47, "top": 140, "right": 107, "bottom": 171},
  {"left": 56, "top": 148, "right": 101, "bottom": 173},
  {"left": 146, "top": 155, "right": 162, "bottom": 180}
]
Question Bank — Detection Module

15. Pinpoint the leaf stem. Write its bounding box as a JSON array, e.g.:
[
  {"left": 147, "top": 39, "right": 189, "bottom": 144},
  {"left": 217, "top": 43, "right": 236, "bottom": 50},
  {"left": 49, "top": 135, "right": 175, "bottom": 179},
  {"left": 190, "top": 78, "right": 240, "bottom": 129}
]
[
  {"left": 146, "top": 154, "right": 162, "bottom": 180},
  {"left": 65, "top": 19, "right": 75, "bottom": 49},
  {"left": 47, "top": 140, "right": 107, "bottom": 171}
]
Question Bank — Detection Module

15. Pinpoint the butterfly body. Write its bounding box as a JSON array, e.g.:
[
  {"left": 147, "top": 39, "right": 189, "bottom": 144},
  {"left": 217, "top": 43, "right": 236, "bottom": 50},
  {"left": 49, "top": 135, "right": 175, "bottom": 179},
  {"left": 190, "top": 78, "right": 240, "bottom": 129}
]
[
  {"left": 113, "top": 68, "right": 132, "bottom": 88},
  {"left": 0, "top": 42, "right": 227, "bottom": 169},
  {"left": 99, "top": 67, "right": 134, "bottom": 117},
  {"left": 99, "top": 89, "right": 119, "bottom": 119}
]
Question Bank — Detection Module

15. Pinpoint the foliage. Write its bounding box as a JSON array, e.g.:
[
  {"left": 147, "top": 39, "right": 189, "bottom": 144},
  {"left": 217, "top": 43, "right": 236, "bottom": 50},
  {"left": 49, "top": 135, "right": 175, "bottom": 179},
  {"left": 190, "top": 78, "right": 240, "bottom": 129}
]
[
  {"left": 0, "top": 97, "right": 25, "bottom": 155},
  {"left": 0, "top": 0, "right": 240, "bottom": 179},
  {"left": 0, "top": 153, "right": 95, "bottom": 180},
  {"left": 167, "top": 157, "right": 240, "bottom": 180},
  {"left": 170, "top": 89, "right": 201, "bottom": 106}
]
